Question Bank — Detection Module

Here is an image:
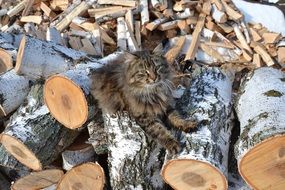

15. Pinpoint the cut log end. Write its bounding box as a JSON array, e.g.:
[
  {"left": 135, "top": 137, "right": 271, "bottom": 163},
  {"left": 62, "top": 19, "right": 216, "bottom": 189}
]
[
  {"left": 15, "top": 35, "right": 26, "bottom": 74},
  {"left": 12, "top": 169, "right": 64, "bottom": 190},
  {"left": 1, "top": 134, "right": 42, "bottom": 170},
  {"left": 57, "top": 162, "right": 105, "bottom": 190},
  {"left": 0, "top": 49, "right": 13, "bottom": 74},
  {"left": 239, "top": 135, "right": 285, "bottom": 189},
  {"left": 44, "top": 75, "right": 88, "bottom": 129},
  {"left": 162, "top": 159, "right": 227, "bottom": 190}
]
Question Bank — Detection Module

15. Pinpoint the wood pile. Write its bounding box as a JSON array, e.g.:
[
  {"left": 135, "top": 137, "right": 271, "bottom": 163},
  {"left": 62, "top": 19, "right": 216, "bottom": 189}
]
[{"left": 0, "top": 0, "right": 284, "bottom": 189}]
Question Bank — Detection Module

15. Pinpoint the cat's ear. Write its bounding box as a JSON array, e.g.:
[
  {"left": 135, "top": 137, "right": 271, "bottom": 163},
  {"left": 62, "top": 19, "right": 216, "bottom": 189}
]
[
  {"left": 152, "top": 43, "right": 164, "bottom": 56},
  {"left": 124, "top": 51, "right": 137, "bottom": 62}
]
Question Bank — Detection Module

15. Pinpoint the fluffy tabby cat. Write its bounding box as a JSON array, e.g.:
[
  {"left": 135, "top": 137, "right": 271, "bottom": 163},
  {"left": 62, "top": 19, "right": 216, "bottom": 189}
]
[{"left": 90, "top": 51, "right": 196, "bottom": 154}]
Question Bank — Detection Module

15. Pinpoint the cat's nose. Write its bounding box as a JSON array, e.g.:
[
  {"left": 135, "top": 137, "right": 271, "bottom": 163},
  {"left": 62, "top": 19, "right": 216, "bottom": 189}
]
[{"left": 148, "top": 71, "right": 156, "bottom": 82}]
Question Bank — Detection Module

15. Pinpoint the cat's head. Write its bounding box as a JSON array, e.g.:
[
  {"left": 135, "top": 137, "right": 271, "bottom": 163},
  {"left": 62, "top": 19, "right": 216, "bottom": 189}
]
[{"left": 124, "top": 51, "right": 173, "bottom": 90}]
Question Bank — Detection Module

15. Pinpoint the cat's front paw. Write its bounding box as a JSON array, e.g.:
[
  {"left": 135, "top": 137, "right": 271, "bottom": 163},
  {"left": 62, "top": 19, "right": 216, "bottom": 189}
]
[
  {"left": 165, "top": 140, "right": 181, "bottom": 155},
  {"left": 180, "top": 120, "right": 197, "bottom": 132}
]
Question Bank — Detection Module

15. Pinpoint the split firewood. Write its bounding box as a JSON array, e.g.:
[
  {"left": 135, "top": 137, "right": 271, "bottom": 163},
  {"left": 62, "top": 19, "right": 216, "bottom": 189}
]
[
  {"left": 186, "top": 16, "right": 198, "bottom": 25},
  {"left": 241, "top": 49, "right": 252, "bottom": 62},
  {"left": 151, "top": 0, "right": 168, "bottom": 11},
  {"left": 165, "top": 29, "right": 177, "bottom": 39},
  {"left": 235, "top": 67, "right": 285, "bottom": 189},
  {"left": 89, "top": 7, "right": 134, "bottom": 23},
  {"left": 40, "top": 2, "right": 56, "bottom": 18},
  {"left": 1, "top": 84, "right": 79, "bottom": 170},
  {"left": 135, "top": 21, "right": 141, "bottom": 49},
  {"left": 249, "top": 27, "right": 262, "bottom": 42},
  {"left": 44, "top": 52, "right": 124, "bottom": 129},
  {"left": 57, "top": 162, "right": 105, "bottom": 190},
  {"left": 21, "top": 0, "right": 34, "bottom": 17},
  {"left": 20, "top": 15, "right": 42, "bottom": 25},
  {"left": 278, "top": 47, "right": 285, "bottom": 65},
  {"left": 211, "top": 0, "right": 223, "bottom": 11},
  {"left": 6, "top": 0, "right": 28, "bottom": 17},
  {"left": 146, "top": 17, "right": 168, "bottom": 31},
  {"left": 211, "top": 4, "right": 227, "bottom": 23},
  {"left": 217, "top": 23, "right": 233, "bottom": 33},
  {"left": 185, "top": 13, "right": 206, "bottom": 60},
  {"left": 262, "top": 32, "right": 282, "bottom": 44},
  {"left": 105, "top": 113, "right": 167, "bottom": 189},
  {"left": 125, "top": 9, "right": 134, "bottom": 32},
  {"left": 80, "top": 22, "right": 115, "bottom": 46},
  {"left": 68, "top": 36, "right": 83, "bottom": 50},
  {"left": 50, "top": 0, "right": 69, "bottom": 11},
  {"left": 80, "top": 38, "right": 98, "bottom": 55},
  {"left": 233, "top": 24, "right": 253, "bottom": 54},
  {"left": 173, "top": 0, "right": 198, "bottom": 12},
  {"left": 220, "top": 0, "right": 243, "bottom": 20},
  {"left": 165, "top": 35, "right": 186, "bottom": 64},
  {"left": 158, "top": 20, "right": 178, "bottom": 31},
  {"left": 200, "top": 42, "right": 225, "bottom": 62},
  {"left": 88, "top": 6, "right": 124, "bottom": 17},
  {"left": 117, "top": 17, "right": 127, "bottom": 50},
  {"left": 97, "top": 0, "right": 137, "bottom": 7},
  {"left": 62, "top": 133, "right": 96, "bottom": 170},
  {"left": 252, "top": 53, "right": 263, "bottom": 68},
  {"left": 177, "top": 20, "right": 190, "bottom": 35},
  {"left": 11, "top": 169, "right": 64, "bottom": 190},
  {"left": 126, "top": 20, "right": 140, "bottom": 52},
  {"left": 0, "top": 48, "right": 13, "bottom": 74},
  {"left": 241, "top": 22, "right": 251, "bottom": 44},
  {"left": 265, "top": 44, "right": 277, "bottom": 57},
  {"left": 0, "top": 70, "right": 30, "bottom": 117},
  {"left": 55, "top": 0, "right": 95, "bottom": 32},
  {"left": 251, "top": 41, "right": 275, "bottom": 66},
  {"left": 174, "top": 8, "right": 194, "bottom": 20},
  {"left": 162, "top": 67, "right": 233, "bottom": 190},
  {"left": 140, "top": 0, "right": 149, "bottom": 25},
  {"left": 202, "top": 0, "right": 211, "bottom": 15}
]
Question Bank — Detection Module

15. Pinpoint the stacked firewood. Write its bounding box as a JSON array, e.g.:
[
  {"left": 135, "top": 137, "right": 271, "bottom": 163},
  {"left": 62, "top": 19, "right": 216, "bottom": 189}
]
[{"left": 0, "top": 0, "right": 285, "bottom": 189}]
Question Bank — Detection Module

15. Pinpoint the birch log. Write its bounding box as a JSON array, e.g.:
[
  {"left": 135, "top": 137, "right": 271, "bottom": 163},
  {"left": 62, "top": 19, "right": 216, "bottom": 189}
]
[
  {"left": 0, "top": 69, "right": 30, "bottom": 117},
  {"left": 105, "top": 113, "right": 166, "bottom": 190},
  {"left": 15, "top": 35, "right": 97, "bottom": 80},
  {"left": 0, "top": 84, "right": 79, "bottom": 171},
  {"left": 235, "top": 67, "right": 285, "bottom": 189},
  {"left": 162, "top": 67, "right": 233, "bottom": 190},
  {"left": 44, "top": 52, "right": 124, "bottom": 129},
  {"left": 11, "top": 169, "right": 64, "bottom": 190},
  {"left": 57, "top": 162, "right": 105, "bottom": 190},
  {"left": 62, "top": 132, "right": 96, "bottom": 170},
  {"left": 0, "top": 145, "right": 30, "bottom": 171}
]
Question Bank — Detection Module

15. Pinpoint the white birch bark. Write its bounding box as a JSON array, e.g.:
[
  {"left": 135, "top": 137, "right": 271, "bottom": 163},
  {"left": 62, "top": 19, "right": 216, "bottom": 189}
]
[
  {"left": 162, "top": 67, "right": 233, "bottom": 190},
  {"left": 235, "top": 67, "right": 285, "bottom": 189},
  {"left": 0, "top": 69, "right": 30, "bottom": 116},
  {"left": 105, "top": 113, "right": 166, "bottom": 190}
]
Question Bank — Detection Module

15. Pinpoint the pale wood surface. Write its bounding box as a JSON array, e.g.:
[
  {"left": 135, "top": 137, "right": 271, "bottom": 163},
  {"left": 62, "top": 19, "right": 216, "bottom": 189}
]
[{"left": 57, "top": 162, "right": 105, "bottom": 190}]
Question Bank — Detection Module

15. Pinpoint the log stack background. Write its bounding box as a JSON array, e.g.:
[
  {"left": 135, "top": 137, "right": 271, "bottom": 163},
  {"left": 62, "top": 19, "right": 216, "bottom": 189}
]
[{"left": 0, "top": 0, "right": 285, "bottom": 189}]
